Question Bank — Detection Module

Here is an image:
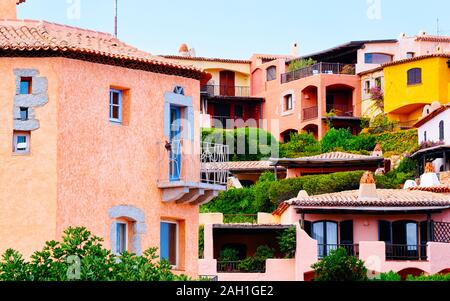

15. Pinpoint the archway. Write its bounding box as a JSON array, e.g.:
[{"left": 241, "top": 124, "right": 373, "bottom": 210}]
[
  {"left": 301, "top": 86, "right": 319, "bottom": 121},
  {"left": 280, "top": 129, "right": 299, "bottom": 143},
  {"left": 397, "top": 268, "right": 427, "bottom": 280},
  {"left": 302, "top": 124, "right": 319, "bottom": 140}
]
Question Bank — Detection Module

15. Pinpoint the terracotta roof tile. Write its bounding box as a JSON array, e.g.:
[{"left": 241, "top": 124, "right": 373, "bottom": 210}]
[
  {"left": 0, "top": 19, "right": 210, "bottom": 81},
  {"left": 382, "top": 53, "right": 450, "bottom": 68},
  {"left": 299, "top": 152, "right": 375, "bottom": 160},
  {"left": 409, "top": 186, "right": 450, "bottom": 194},
  {"left": 163, "top": 55, "right": 251, "bottom": 64},
  {"left": 202, "top": 161, "right": 282, "bottom": 172},
  {"left": 286, "top": 189, "right": 450, "bottom": 209},
  {"left": 415, "top": 35, "right": 450, "bottom": 43}
]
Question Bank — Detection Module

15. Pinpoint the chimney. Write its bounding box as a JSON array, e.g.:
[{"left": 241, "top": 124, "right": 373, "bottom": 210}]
[
  {"left": 372, "top": 144, "right": 383, "bottom": 157},
  {"left": 291, "top": 42, "right": 299, "bottom": 57},
  {"left": 0, "top": 0, "right": 24, "bottom": 20},
  {"left": 420, "top": 162, "right": 441, "bottom": 187},
  {"left": 359, "top": 171, "right": 378, "bottom": 201}
]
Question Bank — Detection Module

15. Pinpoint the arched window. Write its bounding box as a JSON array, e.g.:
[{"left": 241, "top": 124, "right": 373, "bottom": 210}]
[
  {"left": 439, "top": 120, "right": 445, "bottom": 141},
  {"left": 364, "top": 53, "right": 393, "bottom": 64},
  {"left": 407, "top": 68, "right": 422, "bottom": 85},
  {"left": 266, "top": 66, "right": 277, "bottom": 81}
]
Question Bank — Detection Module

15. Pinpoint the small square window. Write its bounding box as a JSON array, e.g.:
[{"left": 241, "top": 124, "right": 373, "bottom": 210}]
[
  {"left": 407, "top": 52, "right": 415, "bottom": 59},
  {"left": 284, "top": 94, "right": 293, "bottom": 111},
  {"left": 13, "top": 132, "right": 30, "bottom": 154},
  {"left": 20, "top": 107, "right": 29, "bottom": 121},
  {"left": 20, "top": 77, "right": 32, "bottom": 95}
]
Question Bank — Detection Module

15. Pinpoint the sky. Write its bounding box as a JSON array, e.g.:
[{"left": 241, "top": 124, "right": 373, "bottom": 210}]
[{"left": 18, "top": 0, "right": 450, "bottom": 59}]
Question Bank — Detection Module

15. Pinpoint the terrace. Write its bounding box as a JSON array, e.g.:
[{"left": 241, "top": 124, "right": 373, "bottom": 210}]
[{"left": 281, "top": 62, "right": 356, "bottom": 84}]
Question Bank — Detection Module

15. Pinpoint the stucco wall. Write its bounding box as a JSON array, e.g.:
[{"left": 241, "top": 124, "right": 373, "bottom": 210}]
[
  {"left": 53, "top": 58, "right": 201, "bottom": 276},
  {"left": 0, "top": 57, "right": 58, "bottom": 257},
  {"left": 418, "top": 109, "right": 449, "bottom": 144}
]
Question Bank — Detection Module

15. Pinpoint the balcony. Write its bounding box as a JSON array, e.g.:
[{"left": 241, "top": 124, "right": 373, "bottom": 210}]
[
  {"left": 217, "top": 261, "right": 266, "bottom": 273},
  {"left": 157, "top": 140, "right": 228, "bottom": 205},
  {"left": 201, "top": 85, "right": 251, "bottom": 98},
  {"left": 318, "top": 244, "right": 360, "bottom": 259},
  {"left": 281, "top": 62, "right": 356, "bottom": 84},
  {"left": 326, "top": 104, "right": 354, "bottom": 117},
  {"left": 303, "top": 106, "right": 319, "bottom": 121},
  {"left": 385, "top": 244, "right": 428, "bottom": 261}
]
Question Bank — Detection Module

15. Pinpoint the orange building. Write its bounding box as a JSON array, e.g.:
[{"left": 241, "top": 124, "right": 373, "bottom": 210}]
[{"left": 0, "top": 1, "right": 225, "bottom": 277}]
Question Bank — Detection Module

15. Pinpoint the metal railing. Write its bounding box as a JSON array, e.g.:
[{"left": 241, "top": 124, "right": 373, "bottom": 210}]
[
  {"left": 385, "top": 244, "right": 428, "bottom": 261},
  {"left": 201, "top": 85, "right": 250, "bottom": 97},
  {"left": 201, "top": 142, "right": 230, "bottom": 185},
  {"left": 169, "top": 140, "right": 182, "bottom": 181},
  {"left": 318, "top": 244, "right": 360, "bottom": 258},
  {"left": 223, "top": 214, "right": 258, "bottom": 224},
  {"left": 432, "top": 221, "right": 450, "bottom": 243},
  {"left": 217, "top": 261, "right": 266, "bottom": 273},
  {"left": 326, "top": 104, "right": 354, "bottom": 117},
  {"left": 303, "top": 106, "right": 319, "bottom": 121},
  {"left": 281, "top": 62, "right": 356, "bottom": 84},
  {"left": 199, "top": 275, "right": 219, "bottom": 281}
]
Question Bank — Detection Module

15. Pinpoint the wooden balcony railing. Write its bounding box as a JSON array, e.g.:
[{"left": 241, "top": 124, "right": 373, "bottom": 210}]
[
  {"left": 385, "top": 244, "right": 428, "bottom": 261},
  {"left": 201, "top": 85, "right": 250, "bottom": 97},
  {"left": 281, "top": 62, "right": 356, "bottom": 84},
  {"left": 303, "top": 106, "right": 319, "bottom": 121}
]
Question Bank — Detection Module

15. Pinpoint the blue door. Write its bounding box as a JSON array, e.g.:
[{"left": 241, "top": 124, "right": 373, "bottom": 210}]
[{"left": 169, "top": 106, "right": 182, "bottom": 181}]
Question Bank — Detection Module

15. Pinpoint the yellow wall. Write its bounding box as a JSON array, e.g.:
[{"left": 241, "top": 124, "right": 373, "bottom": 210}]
[
  {"left": 164, "top": 58, "right": 251, "bottom": 86},
  {"left": 384, "top": 57, "right": 450, "bottom": 121}
]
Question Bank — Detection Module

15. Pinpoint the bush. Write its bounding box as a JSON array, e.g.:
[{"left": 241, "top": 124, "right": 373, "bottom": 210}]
[
  {"left": 201, "top": 187, "right": 256, "bottom": 214},
  {"left": 277, "top": 227, "right": 296, "bottom": 258},
  {"left": 406, "top": 273, "right": 450, "bottom": 281},
  {"left": 252, "top": 172, "right": 277, "bottom": 213},
  {"left": 279, "top": 132, "right": 322, "bottom": 158},
  {"left": 374, "top": 129, "right": 418, "bottom": 157},
  {"left": 0, "top": 227, "right": 187, "bottom": 281},
  {"left": 365, "top": 114, "right": 397, "bottom": 134},
  {"left": 321, "top": 128, "right": 376, "bottom": 153},
  {"left": 238, "top": 245, "right": 274, "bottom": 272},
  {"left": 219, "top": 248, "right": 240, "bottom": 262},
  {"left": 311, "top": 248, "right": 368, "bottom": 281},
  {"left": 202, "top": 128, "right": 278, "bottom": 162},
  {"left": 287, "top": 58, "right": 316, "bottom": 72}
]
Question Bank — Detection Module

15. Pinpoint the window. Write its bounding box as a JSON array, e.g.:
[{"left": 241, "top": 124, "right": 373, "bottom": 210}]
[
  {"left": 407, "top": 52, "right": 415, "bottom": 59},
  {"left": 234, "top": 105, "right": 244, "bottom": 118},
  {"left": 160, "top": 221, "right": 178, "bottom": 267},
  {"left": 439, "top": 120, "right": 445, "bottom": 141},
  {"left": 109, "top": 89, "right": 123, "bottom": 123},
  {"left": 115, "top": 222, "right": 128, "bottom": 254},
  {"left": 13, "top": 131, "right": 30, "bottom": 154},
  {"left": 424, "top": 131, "right": 427, "bottom": 142},
  {"left": 407, "top": 68, "right": 422, "bottom": 85},
  {"left": 284, "top": 94, "right": 293, "bottom": 111},
  {"left": 20, "top": 77, "right": 32, "bottom": 94},
  {"left": 375, "top": 77, "right": 382, "bottom": 88},
  {"left": 20, "top": 107, "right": 29, "bottom": 121},
  {"left": 266, "top": 66, "right": 277, "bottom": 81},
  {"left": 364, "top": 53, "right": 393, "bottom": 64},
  {"left": 312, "top": 221, "right": 338, "bottom": 258},
  {"left": 364, "top": 80, "right": 371, "bottom": 94}
]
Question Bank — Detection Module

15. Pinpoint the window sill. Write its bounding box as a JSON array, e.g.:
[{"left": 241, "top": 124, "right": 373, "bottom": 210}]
[
  {"left": 281, "top": 111, "right": 295, "bottom": 117},
  {"left": 109, "top": 120, "right": 123, "bottom": 126}
]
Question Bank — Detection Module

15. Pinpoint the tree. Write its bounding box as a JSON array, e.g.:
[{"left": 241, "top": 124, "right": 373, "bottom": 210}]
[{"left": 311, "top": 248, "right": 368, "bottom": 281}]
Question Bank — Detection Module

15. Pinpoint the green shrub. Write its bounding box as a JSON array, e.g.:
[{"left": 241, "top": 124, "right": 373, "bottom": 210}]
[
  {"left": 219, "top": 248, "right": 240, "bottom": 262},
  {"left": 375, "top": 271, "right": 402, "bottom": 281},
  {"left": 321, "top": 128, "right": 376, "bottom": 153},
  {"left": 406, "top": 273, "right": 450, "bottom": 281},
  {"left": 252, "top": 172, "right": 277, "bottom": 212},
  {"left": 279, "top": 132, "right": 322, "bottom": 158},
  {"left": 277, "top": 227, "right": 296, "bottom": 258},
  {"left": 287, "top": 58, "right": 316, "bottom": 72},
  {"left": 374, "top": 129, "right": 418, "bottom": 157},
  {"left": 311, "top": 248, "right": 368, "bottom": 281},
  {"left": 0, "top": 227, "right": 187, "bottom": 281},
  {"left": 199, "top": 226, "right": 204, "bottom": 259},
  {"left": 365, "top": 115, "right": 397, "bottom": 134},
  {"left": 201, "top": 187, "right": 256, "bottom": 214},
  {"left": 238, "top": 245, "right": 274, "bottom": 272}
]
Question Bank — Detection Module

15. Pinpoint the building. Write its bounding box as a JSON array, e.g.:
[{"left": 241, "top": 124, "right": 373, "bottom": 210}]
[
  {"left": 0, "top": 0, "right": 226, "bottom": 277},
  {"left": 383, "top": 54, "right": 450, "bottom": 127},
  {"left": 164, "top": 47, "right": 265, "bottom": 129},
  {"left": 199, "top": 172, "right": 450, "bottom": 281},
  {"left": 270, "top": 150, "right": 386, "bottom": 178},
  {"left": 412, "top": 104, "right": 450, "bottom": 175}
]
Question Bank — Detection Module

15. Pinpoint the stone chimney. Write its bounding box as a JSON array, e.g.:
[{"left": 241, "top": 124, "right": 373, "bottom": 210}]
[
  {"left": 0, "top": 0, "right": 24, "bottom": 20},
  {"left": 291, "top": 42, "right": 299, "bottom": 57},
  {"left": 420, "top": 162, "right": 441, "bottom": 187},
  {"left": 359, "top": 171, "right": 378, "bottom": 201}
]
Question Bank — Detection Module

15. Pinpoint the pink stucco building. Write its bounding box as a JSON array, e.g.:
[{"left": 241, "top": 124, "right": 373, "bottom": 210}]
[
  {"left": 0, "top": 0, "right": 226, "bottom": 278},
  {"left": 199, "top": 172, "right": 450, "bottom": 281}
]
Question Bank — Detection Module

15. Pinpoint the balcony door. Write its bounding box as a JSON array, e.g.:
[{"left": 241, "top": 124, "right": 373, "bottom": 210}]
[
  {"left": 312, "top": 221, "right": 338, "bottom": 258},
  {"left": 169, "top": 106, "right": 182, "bottom": 181},
  {"left": 220, "top": 71, "right": 235, "bottom": 97}
]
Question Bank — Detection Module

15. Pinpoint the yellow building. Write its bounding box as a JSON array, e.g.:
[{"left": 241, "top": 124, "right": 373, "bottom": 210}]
[{"left": 383, "top": 54, "right": 450, "bottom": 127}]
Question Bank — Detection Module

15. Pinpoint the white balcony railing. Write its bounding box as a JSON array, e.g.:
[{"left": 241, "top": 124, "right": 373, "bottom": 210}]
[{"left": 201, "top": 142, "right": 230, "bottom": 185}]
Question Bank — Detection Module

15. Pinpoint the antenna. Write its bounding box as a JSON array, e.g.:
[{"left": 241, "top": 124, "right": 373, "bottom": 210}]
[{"left": 114, "top": 0, "right": 118, "bottom": 38}]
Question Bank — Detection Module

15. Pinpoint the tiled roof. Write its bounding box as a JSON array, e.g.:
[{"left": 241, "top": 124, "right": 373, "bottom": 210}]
[
  {"left": 415, "top": 35, "right": 450, "bottom": 43},
  {"left": 17, "top": 0, "right": 26, "bottom": 4},
  {"left": 414, "top": 104, "right": 450, "bottom": 128},
  {"left": 0, "top": 19, "right": 211, "bottom": 81},
  {"left": 409, "top": 186, "right": 450, "bottom": 194},
  {"left": 163, "top": 55, "right": 251, "bottom": 64},
  {"left": 286, "top": 189, "right": 450, "bottom": 209},
  {"left": 382, "top": 53, "right": 450, "bottom": 68},
  {"left": 202, "top": 161, "right": 283, "bottom": 172},
  {"left": 302, "top": 152, "right": 375, "bottom": 160}
]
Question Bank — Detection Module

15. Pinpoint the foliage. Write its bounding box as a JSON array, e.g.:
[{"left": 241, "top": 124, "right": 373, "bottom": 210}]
[
  {"left": 374, "top": 129, "right": 418, "bottom": 157},
  {"left": 202, "top": 128, "right": 278, "bottom": 161},
  {"left": 201, "top": 187, "right": 256, "bottom": 214},
  {"left": 252, "top": 172, "right": 277, "bottom": 213},
  {"left": 311, "top": 248, "right": 368, "bottom": 281},
  {"left": 287, "top": 58, "right": 317, "bottom": 72},
  {"left": 277, "top": 227, "right": 296, "bottom": 258},
  {"left": 375, "top": 271, "right": 402, "bottom": 281},
  {"left": 321, "top": 128, "right": 376, "bottom": 153},
  {"left": 0, "top": 227, "right": 187, "bottom": 281},
  {"left": 219, "top": 248, "right": 240, "bottom": 262},
  {"left": 199, "top": 226, "right": 204, "bottom": 259},
  {"left": 238, "top": 245, "right": 274, "bottom": 273},
  {"left": 406, "top": 273, "right": 450, "bottom": 281},
  {"left": 279, "top": 132, "right": 322, "bottom": 158},
  {"left": 369, "top": 86, "right": 384, "bottom": 109},
  {"left": 364, "top": 114, "right": 398, "bottom": 135}
]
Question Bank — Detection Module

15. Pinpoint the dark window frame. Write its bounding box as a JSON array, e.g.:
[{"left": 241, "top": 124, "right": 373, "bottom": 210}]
[{"left": 407, "top": 68, "right": 422, "bottom": 85}]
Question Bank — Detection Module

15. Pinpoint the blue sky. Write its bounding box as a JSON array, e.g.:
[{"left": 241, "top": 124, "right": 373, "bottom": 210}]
[{"left": 19, "top": 0, "right": 450, "bottom": 59}]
